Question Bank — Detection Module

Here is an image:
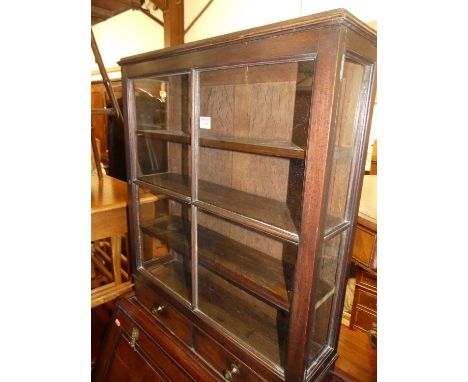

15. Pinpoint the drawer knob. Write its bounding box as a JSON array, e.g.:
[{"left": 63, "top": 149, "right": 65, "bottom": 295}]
[
  {"left": 151, "top": 305, "right": 165, "bottom": 315},
  {"left": 128, "top": 327, "right": 139, "bottom": 351},
  {"left": 223, "top": 363, "right": 239, "bottom": 381}
]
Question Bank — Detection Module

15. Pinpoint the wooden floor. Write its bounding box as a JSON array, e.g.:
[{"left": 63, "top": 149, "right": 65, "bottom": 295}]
[{"left": 335, "top": 324, "right": 377, "bottom": 382}]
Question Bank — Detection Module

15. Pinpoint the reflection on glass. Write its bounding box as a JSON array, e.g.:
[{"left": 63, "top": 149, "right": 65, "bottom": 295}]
[
  {"left": 134, "top": 75, "right": 191, "bottom": 197},
  {"left": 198, "top": 149, "right": 304, "bottom": 235},
  {"left": 138, "top": 188, "right": 192, "bottom": 302},
  {"left": 196, "top": 61, "right": 315, "bottom": 237},
  {"left": 196, "top": 210, "right": 297, "bottom": 311},
  {"left": 199, "top": 60, "right": 314, "bottom": 150},
  {"left": 198, "top": 265, "right": 290, "bottom": 368},
  {"left": 325, "top": 61, "right": 365, "bottom": 230},
  {"left": 306, "top": 233, "right": 345, "bottom": 363}
]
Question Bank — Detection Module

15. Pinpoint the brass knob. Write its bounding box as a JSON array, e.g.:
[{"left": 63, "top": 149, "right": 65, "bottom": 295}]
[
  {"left": 151, "top": 305, "right": 165, "bottom": 315},
  {"left": 128, "top": 327, "right": 139, "bottom": 351},
  {"left": 223, "top": 363, "right": 240, "bottom": 381}
]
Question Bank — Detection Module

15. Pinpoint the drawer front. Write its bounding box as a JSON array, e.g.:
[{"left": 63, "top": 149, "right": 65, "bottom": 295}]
[
  {"left": 105, "top": 330, "right": 169, "bottom": 382},
  {"left": 356, "top": 287, "right": 377, "bottom": 312},
  {"left": 352, "top": 226, "right": 376, "bottom": 268},
  {"left": 115, "top": 308, "right": 194, "bottom": 382},
  {"left": 135, "top": 282, "right": 192, "bottom": 345},
  {"left": 353, "top": 307, "right": 377, "bottom": 333},
  {"left": 357, "top": 269, "right": 377, "bottom": 290},
  {"left": 193, "top": 327, "right": 266, "bottom": 382}
]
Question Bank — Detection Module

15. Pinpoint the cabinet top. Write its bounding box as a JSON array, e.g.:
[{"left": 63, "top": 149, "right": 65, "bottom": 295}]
[{"left": 118, "top": 8, "right": 376, "bottom": 67}]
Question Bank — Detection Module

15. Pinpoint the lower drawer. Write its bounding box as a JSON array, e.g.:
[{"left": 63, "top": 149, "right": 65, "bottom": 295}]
[
  {"left": 352, "top": 306, "right": 377, "bottom": 333},
  {"left": 104, "top": 327, "right": 169, "bottom": 382},
  {"left": 352, "top": 226, "right": 376, "bottom": 268},
  {"left": 114, "top": 307, "right": 194, "bottom": 382},
  {"left": 135, "top": 281, "right": 192, "bottom": 346},
  {"left": 193, "top": 327, "right": 266, "bottom": 382},
  {"left": 355, "top": 287, "right": 377, "bottom": 312}
]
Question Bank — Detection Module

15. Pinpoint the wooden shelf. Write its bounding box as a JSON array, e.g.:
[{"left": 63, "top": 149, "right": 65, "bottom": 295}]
[
  {"left": 197, "top": 179, "right": 299, "bottom": 242},
  {"left": 200, "top": 133, "right": 305, "bottom": 159},
  {"left": 142, "top": 216, "right": 334, "bottom": 312},
  {"left": 137, "top": 129, "right": 190, "bottom": 144},
  {"left": 137, "top": 173, "right": 191, "bottom": 201},
  {"left": 137, "top": 173, "right": 299, "bottom": 241},
  {"left": 136, "top": 129, "right": 305, "bottom": 159},
  {"left": 142, "top": 216, "right": 292, "bottom": 310}
]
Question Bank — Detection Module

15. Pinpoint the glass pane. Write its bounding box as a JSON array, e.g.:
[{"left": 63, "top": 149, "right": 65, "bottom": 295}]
[
  {"left": 196, "top": 210, "right": 296, "bottom": 368},
  {"left": 196, "top": 61, "right": 314, "bottom": 237},
  {"left": 197, "top": 210, "right": 297, "bottom": 311},
  {"left": 198, "top": 150, "right": 304, "bottom": 236},
  {"left": 198, "top": 60, "right": 314, "bottom": 152},
  {"left": 138, "top": 188, "right": 192, "bottom": 303},
  {"left": 306, "top": 232, "right": 345, "bottom": 363},
  {"left": 134, "top": 75, "right": 191, "bottom": 197},
  {"left": 198, "top": 265, "right": 290, "bottom": 368},
  {"left": 325, "top": 61, "right": 365, "bottom": 231}
]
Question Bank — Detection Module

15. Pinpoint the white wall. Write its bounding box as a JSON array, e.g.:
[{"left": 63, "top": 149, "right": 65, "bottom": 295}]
[
  {"left": 91, "top": 9, "right": 164, "bottom": 79},
  {"left": 185, "top": 0, "right": 376, "bottom": 43},
  {"left": 91, "top": 1, "right": 376, "bottom": 78}
]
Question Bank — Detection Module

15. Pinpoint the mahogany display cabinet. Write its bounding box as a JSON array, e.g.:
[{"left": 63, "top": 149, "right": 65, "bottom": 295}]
[{"left": 94, "top": 8, "right": 376, "bottom": 382}]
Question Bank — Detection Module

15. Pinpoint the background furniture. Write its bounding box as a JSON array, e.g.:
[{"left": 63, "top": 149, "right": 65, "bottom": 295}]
[
  {"left": 91, "top": 175, "right": 133, "bottom": 307},
  {"left": 350, "top": 175, "right": 377, "bottom": 333},
  {"left": 95, "top": 9, "right": 376, "bottom": 381},
  {"left": 91, "top": 175, "right": 160, "bottom": 308}
]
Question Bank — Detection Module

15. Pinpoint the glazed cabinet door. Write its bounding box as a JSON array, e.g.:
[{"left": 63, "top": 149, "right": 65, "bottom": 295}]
[
  {"left": 305, "top": 56, "right": 376, "bottom": 376},
  {"left": 192, "top": 59, "right": 315, "bottom": 373},
  {"left": 129, "top": 74, "right": 194, "bottom": 307}
]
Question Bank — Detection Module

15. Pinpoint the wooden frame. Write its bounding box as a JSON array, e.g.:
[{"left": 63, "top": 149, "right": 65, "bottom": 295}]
[{"left": 119, "top": 9, "right": 376, "bottom": 382}]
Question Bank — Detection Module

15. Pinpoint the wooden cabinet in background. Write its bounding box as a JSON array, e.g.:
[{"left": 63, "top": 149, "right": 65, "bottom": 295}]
[
  {"left": 350, "top": 175, "right": 377, "bottom": 333},
  {"left": 95, "top": 9, "right": 377, "bottom": 382},
  {"left": 350, "top": 269, "right": 377, "bottom": 333}
]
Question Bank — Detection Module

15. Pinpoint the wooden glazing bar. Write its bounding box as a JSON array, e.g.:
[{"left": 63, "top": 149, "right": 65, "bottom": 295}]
[
  {"left": 190, "top": 68, "right": 200, "bottom": 309},
  {"left": 124, "top": 78, "right": 144, "bottom": 274},
  {"left": 323, "top": 221, "right": 351, "bottom": 241}
]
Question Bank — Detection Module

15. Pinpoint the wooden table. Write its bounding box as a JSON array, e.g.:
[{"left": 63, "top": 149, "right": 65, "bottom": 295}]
[{"left": 91, "top": 175, "right": 157, "bottom": 308}]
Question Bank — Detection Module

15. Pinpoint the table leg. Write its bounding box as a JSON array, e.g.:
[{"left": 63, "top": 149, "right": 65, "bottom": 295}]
[{"left": 111, "top": 236, "right": 122, "bottom": 284}]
